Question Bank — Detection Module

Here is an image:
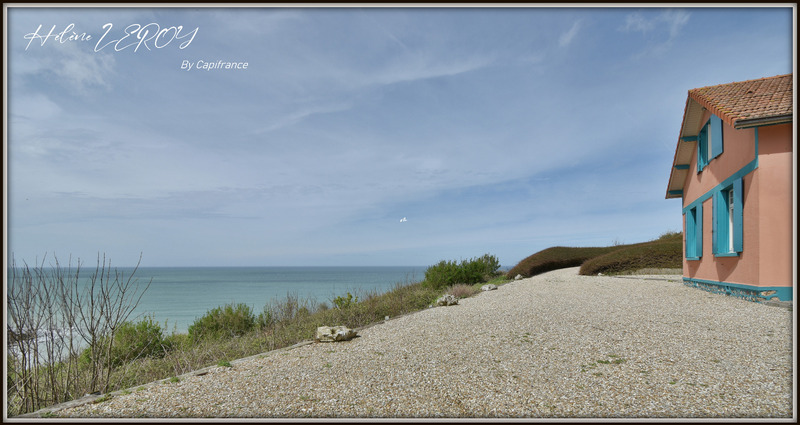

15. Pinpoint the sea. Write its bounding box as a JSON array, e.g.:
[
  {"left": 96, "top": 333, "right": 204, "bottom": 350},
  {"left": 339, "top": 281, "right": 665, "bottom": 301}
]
[{"left": 7, "top": 266, "right": 427, "bottom": 336}]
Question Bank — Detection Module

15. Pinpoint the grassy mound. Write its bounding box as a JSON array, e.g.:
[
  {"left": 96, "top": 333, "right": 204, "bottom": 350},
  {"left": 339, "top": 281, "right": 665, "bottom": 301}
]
[
  {"left": 506, "top": 231, "right": 682, "bottom": 278},
  {"left": 505, "top": 246, "right": 619, "bottom": 279},
  {"left": 579, "top": 236, "right": 682, "bottom": 276}
]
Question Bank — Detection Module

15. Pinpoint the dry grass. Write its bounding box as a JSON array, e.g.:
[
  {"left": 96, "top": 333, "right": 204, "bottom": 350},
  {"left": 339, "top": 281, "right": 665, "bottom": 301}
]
[{"left": 447, "top": 283, "right": 480, "bottom": 298}]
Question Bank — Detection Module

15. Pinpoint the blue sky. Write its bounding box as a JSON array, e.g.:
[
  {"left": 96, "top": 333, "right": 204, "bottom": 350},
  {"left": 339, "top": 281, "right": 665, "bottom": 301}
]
[{"left": 5, "top": 6, "right": 794, "bottom": 267}]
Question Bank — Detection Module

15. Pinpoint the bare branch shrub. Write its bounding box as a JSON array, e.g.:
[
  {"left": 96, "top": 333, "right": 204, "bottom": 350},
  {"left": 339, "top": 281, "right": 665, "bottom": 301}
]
[{"left": 6, "top": 253, "right": 151, "bottom": 416}]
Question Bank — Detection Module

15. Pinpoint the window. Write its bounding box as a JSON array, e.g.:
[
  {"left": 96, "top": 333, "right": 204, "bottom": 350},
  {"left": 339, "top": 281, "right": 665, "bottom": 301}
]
[
  {"left": 713, "top": 178, "right": 743, "bottom": 255},
  {"left": 685, "top": 203, "right": 702, "bottom": 259},
  {"left": 697, "top": 115, "right": 724, "bottom": 173}
]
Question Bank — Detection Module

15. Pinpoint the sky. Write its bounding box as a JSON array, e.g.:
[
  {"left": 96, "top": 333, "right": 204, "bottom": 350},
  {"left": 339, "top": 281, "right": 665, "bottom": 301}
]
[{"left": 4, "top": 5, "right": 795, "bottom": 267}]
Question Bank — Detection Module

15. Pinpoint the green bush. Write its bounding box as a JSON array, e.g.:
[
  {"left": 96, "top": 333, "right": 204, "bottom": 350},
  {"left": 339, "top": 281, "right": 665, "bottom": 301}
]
[
  {"left": 109, "top": 316, "right": 167, "bottom": 366},
  {"left": 423, "top": 254, "right": 501, "bottom": 290},
  {"left": 332, "top": 292, "right": 358, "bottom": 310},
  {"left": 188, "top": 303, "right": 256, "bottom": 342}
]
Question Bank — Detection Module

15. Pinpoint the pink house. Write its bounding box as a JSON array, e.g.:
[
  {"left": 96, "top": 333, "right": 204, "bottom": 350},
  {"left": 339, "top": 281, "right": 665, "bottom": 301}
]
[{"left": 666, "top": 74, "right": 794, "bottom": 302}]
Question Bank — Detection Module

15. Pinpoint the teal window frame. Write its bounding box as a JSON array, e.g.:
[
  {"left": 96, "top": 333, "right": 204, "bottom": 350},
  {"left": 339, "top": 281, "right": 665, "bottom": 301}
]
[
  {"left": 697, "top": 115, "right": 724, "bottom": 173},
  {"left": 685, "top": 203, "right": 702, "bottom": 260},
  {"left": 713, "top": 177, "right": 743, "bottom": 256}
]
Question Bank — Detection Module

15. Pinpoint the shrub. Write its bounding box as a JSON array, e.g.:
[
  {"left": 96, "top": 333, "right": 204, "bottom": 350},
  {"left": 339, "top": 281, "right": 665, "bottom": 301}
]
[
  {"left": 423, "top": 254, "right": 501, "bottom": 290},
  {"left": 108, "top": 316, "right": 167, "bottom": 366},
  {"left": 188, "top": 303, "right": 256, "bottom": 342},
  {"left": 332, "top": 292, "right": 358, "bottom": 310}
]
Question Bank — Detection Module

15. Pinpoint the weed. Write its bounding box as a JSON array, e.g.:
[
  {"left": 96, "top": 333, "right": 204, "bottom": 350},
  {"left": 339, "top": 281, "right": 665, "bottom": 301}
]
[
  {"left": 93, "top": 394, "right": 112, "bottom": 404},
  {"left": 217, "top": 360, "right": 232, "bottom": 368},
  {"left": 168, "top": 376, "right": 180, "bottom": 383}
]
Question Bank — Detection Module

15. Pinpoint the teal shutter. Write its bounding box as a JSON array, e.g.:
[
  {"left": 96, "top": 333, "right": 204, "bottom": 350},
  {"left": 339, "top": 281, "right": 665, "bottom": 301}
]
[
  {"left": 710, "top": 115, "right": 724, "bottom": 159},
  {"left": 697, "top": 129, "right": 705, "bottom": 172},
  {"left": 733, "top": 178, "right": 743, "bottom": 252},
  {"left": 695, "top": 203, "right": 703, "bottom": 257},
  {"left": 711, "top": 192, "right": 723, "bottom": 254},
  {"left": 684, "top": 212, "right": 690, "bottom": 257}
]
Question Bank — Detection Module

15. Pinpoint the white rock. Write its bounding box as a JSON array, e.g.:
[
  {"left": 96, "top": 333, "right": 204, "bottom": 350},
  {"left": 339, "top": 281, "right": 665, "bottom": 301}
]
[
  {"left": 315, "top": 326, "right": 357, "bottom": 342},
  {"left": 481, "top": 284, "right": 498, "bottom": 291},
  {"left": 514, "top": 274, "right": 524, "bottom": 280},
  {"left": 436, "top": 294, "right": 458, "bottom": 306}
]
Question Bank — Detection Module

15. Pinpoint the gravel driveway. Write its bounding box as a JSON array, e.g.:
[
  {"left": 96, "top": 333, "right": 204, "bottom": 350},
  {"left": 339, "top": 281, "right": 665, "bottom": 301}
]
[{"left": 43, "top": 267, "right": 794, "bottom": 418}]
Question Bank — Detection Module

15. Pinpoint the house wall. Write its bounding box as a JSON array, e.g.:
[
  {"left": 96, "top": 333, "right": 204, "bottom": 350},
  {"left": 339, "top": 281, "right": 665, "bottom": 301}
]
[
  {"left": 755, "top": 123, "right": 793, "bottom": 288},
  {"left": 681, "top": 112, "right": 792, "bottom": 299}
]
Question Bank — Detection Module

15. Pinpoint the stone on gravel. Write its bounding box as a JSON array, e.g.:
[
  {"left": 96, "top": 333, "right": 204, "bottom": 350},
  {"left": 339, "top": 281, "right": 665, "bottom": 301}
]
[
  {"left": 315, "top": 326, "right": 357, "bottom": 342},
  {"left": 436, "top": 294, "right": 458, "bottom": 306}
]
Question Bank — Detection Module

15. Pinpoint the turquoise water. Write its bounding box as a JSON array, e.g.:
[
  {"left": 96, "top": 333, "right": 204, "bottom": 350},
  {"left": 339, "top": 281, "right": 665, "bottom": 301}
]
[
  {"left": 7, "top": 266, "right": 425, "bottom": 335},
  {"left": 132, "top": 267, "right": 425, "bottom": 333}
]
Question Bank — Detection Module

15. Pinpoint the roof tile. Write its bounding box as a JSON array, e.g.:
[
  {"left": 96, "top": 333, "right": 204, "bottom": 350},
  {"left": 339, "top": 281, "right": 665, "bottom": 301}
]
[{"left": 688, "top": 74, "right": 793, "bottom": 128}]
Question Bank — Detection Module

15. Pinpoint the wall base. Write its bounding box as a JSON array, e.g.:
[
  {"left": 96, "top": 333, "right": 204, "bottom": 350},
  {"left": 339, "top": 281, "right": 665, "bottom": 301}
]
[{"left": 683, "top": 277, "right": 793, "bottom": 302}]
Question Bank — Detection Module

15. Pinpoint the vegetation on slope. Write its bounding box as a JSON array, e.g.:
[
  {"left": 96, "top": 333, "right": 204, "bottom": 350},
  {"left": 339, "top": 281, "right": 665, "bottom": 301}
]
[
  {"left": 7, "top": 253, "right": 503, "bottom": 417},
  {"left": 506, "top": 231, "right": 682, "bottom": 278},
  {"left": 579, "top": 232, "right": 682, "bottom": 275}
]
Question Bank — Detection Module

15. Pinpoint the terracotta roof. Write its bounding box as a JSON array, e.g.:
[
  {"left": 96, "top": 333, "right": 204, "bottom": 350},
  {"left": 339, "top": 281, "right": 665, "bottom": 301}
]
[
  {"left": 666, "top": 73, "right": 795, "bottom": 199},
  {"left": 688, "top": 74, "right": 793, "bottom": 129}
]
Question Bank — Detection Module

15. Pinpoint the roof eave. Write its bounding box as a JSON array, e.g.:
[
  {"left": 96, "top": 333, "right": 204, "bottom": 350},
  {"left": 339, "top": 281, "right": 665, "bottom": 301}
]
[
  {"left": 665, "top": 97, "right": 703, "bottom": 199},
  {"left": 733, "top": 114, "right": 794, "bottom": 129}
]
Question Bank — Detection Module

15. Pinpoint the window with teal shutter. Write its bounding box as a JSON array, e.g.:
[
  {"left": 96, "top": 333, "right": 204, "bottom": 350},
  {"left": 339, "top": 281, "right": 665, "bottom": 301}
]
[
  {"left": 713, "top": 177, "right": 743, "bottom": 256},
  {"left": 685, "top": 204, "right": 702, "bottom": 259},
  {"left": 697, "top": 115, "right": 724, "bottom": 173}
]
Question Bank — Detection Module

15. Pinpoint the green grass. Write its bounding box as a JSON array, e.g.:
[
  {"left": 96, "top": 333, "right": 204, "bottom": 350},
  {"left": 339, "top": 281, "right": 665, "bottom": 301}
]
[{"left": 506, "top": 231, "right": 682, "bottom": 278}]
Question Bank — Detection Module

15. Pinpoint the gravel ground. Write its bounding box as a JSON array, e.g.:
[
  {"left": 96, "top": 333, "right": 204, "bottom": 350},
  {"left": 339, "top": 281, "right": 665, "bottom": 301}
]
[{"left": 48, "top": 267, "right": 794, "bottom": 419}]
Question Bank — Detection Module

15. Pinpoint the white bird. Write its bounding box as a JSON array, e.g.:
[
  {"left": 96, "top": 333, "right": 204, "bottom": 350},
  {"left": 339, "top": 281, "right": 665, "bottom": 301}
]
[{"left": 400, "top": 217, "right": 407, "bottom": 222}]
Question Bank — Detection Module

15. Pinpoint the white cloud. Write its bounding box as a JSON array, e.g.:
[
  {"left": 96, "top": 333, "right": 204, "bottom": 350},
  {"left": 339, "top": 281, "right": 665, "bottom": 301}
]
[
  {"left": 559, "top": 21, "right": 581, "bottom": 48},
  {"left": 621, "top": 12, "right": 655, "bottom": 34},
  {"left": 253, "top": 102, "right": 354, "bottom": 134},
  {"left": 620, "top": 9, "right": 690, "bottom": 41},
  {"left": 661, "top": 10, "right": 690, "bottom": 39},
  {"left": 13, "top": 41, "right": 116, "bottom": 94}
]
